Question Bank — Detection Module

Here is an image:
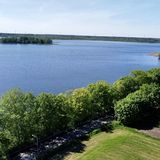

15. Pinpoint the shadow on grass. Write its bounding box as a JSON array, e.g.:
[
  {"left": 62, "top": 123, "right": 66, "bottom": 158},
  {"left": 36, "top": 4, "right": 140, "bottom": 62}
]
[
  {"left": 49, "top": 128, "right": 114, "bottom": 160},
  {"left": 49, "top": 140, "right": 87, "bottom": 160},
  {"left": 101, "top": 121, "right": 114, "bottom": 133},
  {"left": 39, "top": 121, "right": 115, "bottom": 160},
  {"left": 132, "top": 119, "right": 160, "bottom": 130}
]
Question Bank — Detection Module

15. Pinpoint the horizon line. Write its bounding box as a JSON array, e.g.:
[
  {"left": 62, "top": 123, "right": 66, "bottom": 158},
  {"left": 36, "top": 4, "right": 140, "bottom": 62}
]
[{"left": 0, "top": 32, "right": 160, "bottom": 40}]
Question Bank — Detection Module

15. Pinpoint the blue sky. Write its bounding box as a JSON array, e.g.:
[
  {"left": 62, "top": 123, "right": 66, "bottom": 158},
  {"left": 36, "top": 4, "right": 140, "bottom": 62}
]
[{"left": 0, "top": 0, "right": 160, "bottom": 37}]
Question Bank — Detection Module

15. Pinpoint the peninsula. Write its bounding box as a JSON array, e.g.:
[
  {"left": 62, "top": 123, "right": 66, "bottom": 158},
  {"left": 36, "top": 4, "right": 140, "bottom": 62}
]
[{"left": 150, "top": 52, "right": 160, "bottom": 59}]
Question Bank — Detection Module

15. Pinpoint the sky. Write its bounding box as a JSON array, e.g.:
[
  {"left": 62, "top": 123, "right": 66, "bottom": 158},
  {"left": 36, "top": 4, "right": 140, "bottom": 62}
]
[{"left": 0, "top": 0, "right": 160, "bottom": 38}]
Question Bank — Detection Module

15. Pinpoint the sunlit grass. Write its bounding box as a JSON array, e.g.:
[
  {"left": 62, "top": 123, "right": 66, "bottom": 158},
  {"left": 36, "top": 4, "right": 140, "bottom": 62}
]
[{"left": 65, "top": 127, "right": 160, "bottom": 160}]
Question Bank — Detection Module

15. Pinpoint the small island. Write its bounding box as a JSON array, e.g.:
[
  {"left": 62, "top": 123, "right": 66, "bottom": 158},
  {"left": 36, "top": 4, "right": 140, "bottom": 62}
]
[{"left": 0, "top": 36, "right": 53, "bottom": 45}]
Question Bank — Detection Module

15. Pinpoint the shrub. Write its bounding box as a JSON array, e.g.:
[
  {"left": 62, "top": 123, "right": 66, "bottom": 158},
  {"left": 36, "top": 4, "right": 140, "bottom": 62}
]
[
  {"left": 112, "top": 76, "right": 138, "bottom": 100},
  {"left": 131, "top": 70, "right": 151, "bottom": 85},
  {"left": 147, "top": 68, "right": 160, "bottom": 85},
  {"left": 115, "top": 84, "right": 160, "bottom": 126},
  {"left": 112, "top": 68, "right": 160, "bottom": 102},
  {"left": 100, "top": 121, "right": 113, "bottom": 132}
]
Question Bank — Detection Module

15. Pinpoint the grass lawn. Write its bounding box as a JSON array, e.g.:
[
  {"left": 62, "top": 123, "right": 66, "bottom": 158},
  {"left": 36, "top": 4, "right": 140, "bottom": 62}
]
[{"left": 63, "top": 127, "right": 160, "bottom": 160}]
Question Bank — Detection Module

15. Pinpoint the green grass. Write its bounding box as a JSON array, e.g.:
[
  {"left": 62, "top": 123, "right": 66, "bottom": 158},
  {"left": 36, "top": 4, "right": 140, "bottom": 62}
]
[{"left": 64, "top": 127, "right": 160, "bottom": 160}]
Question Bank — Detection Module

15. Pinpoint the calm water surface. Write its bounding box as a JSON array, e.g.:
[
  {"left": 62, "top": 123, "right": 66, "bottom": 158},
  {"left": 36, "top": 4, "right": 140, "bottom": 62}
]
[{"left": 0, "top": 40, "right": 159, "bottom": 95}]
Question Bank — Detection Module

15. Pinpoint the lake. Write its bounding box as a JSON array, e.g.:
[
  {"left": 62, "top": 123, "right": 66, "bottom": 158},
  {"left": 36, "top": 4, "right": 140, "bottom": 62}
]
[{"left": 0, "top": 40, "right": 159, "bottom": 95}]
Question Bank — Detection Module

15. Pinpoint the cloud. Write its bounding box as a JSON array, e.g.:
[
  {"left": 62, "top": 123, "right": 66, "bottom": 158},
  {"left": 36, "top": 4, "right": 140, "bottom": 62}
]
[{"left": 0, "top": 0, "right": 160, "bottom": 37}]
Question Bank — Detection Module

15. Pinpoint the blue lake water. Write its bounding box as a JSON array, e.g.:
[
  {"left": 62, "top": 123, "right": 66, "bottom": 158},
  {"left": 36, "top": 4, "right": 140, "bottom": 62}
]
[{"left": 0, "top": 40, "right": 159, "bottom": 95}]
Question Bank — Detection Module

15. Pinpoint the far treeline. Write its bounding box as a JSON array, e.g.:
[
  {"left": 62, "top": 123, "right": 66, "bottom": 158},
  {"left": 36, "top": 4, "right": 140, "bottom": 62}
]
[
  {"left": 0, "top": 36, "right": 52, "bottom": 44},
  {"left": 0, "top": 68, "right": 160, "bottom": 159},
  {"left": 1, "top": 33, "right": 160, "bottom": 43}
]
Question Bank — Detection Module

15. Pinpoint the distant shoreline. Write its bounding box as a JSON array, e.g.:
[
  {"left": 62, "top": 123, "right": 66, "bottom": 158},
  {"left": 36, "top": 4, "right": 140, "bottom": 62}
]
[{"left": 1, "top": 33, "right": 160, "bottom": 43}]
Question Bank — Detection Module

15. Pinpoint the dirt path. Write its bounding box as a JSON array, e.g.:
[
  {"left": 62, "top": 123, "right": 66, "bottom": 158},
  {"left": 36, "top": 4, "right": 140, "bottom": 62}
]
[{"left": 139, "top": 128, "right": 160, "bottom": 139}]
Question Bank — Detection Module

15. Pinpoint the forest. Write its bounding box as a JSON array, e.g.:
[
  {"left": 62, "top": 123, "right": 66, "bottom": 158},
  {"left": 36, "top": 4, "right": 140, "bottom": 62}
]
[
  {"left": 0, "top": 37, "right": 52, "bottom": 45},
  {"left": 0, "top": 68, "right": 160, "bottom": 159}
]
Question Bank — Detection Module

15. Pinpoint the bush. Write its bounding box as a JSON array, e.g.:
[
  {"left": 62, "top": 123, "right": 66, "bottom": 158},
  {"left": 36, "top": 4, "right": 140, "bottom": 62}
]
[
  {"left": 100, "top": 121, "right": 113, "bottom": 132},
  {"left": 115, "top": 84, "right": 160, "bottom": 126},
  {"left": 147, "top": 68, "right": 160, "bottom": 85},
  {"left": 112, "top": 76, "right": 138, "bottom": 100},
  {"left": 131, "top": 70, "right": 152, "bottom": 85},
  {"left": 87, "top": 81, "right": 114, "bottom": 116},
  {"left": 112, "top": 68, "right": 160, "bottom": 101}
]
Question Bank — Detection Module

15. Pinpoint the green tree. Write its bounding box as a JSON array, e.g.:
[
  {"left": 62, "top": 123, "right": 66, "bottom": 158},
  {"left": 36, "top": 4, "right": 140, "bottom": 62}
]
[
  {"left": 115, "top": 84, "right": 160, "bottom": 126},
  {"left": 0, "top": 130, "right": 16, "bottom": 159},
  {"left": 0, "top": 89, "right": 35, "bottom": 145},
  {"left": 87, "top": 81, "right": 113, "bottom": 117},
  {"left": 69, "top": 88, "right": 91, "bottom": 125},
  {"left": 147, "top": 68, "right": 160, "bottom": 84},
  {"left": 34, "top": 93, "right": 72, "bottom": 136},
  {"left": 131, "top": 70, "right": 151, "bottom": 85},
  {"left": 112, "top": 76, "right": 138, "bottom": 100}
]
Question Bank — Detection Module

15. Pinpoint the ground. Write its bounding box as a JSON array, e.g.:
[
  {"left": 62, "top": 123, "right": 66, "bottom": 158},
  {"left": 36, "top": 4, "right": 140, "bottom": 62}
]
[
  {"left": 50, "top": 127, "right": 160, "bottom": 160},
  {"left": 139, "top": 127, "right": 160, "bottom": 139}
]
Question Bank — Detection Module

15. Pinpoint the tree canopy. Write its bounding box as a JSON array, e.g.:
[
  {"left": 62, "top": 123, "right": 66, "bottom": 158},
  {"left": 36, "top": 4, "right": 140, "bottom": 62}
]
[
  {"left": 0, "top": 37, "right": 52, "bottom": 44},
  {"left": 0, "top": 67, "right": 159, "bottom": 159}
]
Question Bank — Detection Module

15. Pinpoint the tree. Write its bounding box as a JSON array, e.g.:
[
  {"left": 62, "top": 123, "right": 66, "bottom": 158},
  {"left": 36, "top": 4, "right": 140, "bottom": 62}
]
[
  {"left": 115, "top": 84, "right": 160, "bottom": 126},
  {"left": 0, "top": 130, "right": 16, "bottom": 159},
  {"left": 69, "top": 88, "right": 91, "bottom": 125},
  {"left": 147, "top": 68, "right": 160, "bottom": 85},
  {"left": 87, "top": 81, "right": 113, "bottom": 117},
  {"left": 0, "top": 37, "right": 52, "bottom": 44},
  {"left": 34, "top": 93, "right": 72, "bottom": 136},
  {"left": 0, "top": 89, "right": 35, "bottom": 145},
  {"left": 112, "top": 76, "right": 138, "bottom": 100},
  {"left": 131, "top": 70, "right": 151, "bottom": 85}
]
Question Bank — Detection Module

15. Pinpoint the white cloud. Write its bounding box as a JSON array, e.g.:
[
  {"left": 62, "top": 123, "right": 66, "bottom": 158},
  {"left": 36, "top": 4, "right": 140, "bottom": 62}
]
[{"left": 0, "top": 0, "right": 160, "bottom": 37}]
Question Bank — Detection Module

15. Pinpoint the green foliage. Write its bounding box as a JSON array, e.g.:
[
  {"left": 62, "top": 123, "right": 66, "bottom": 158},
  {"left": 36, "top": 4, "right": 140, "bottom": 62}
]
[
  {"left": 0, "top": 68, "right": 159, "bottom": 157},
  {"left": 112, "top": 76, "right": 138, "bottom": 100},
  {"left": 0, "top": 90, "right": 73, "bottom": 156},
  {"left": 112, "top": 68, "right": 160, "bottom": 101},
  {"left": 0, "top": 37, "right": 52, "bottom": 44},
  {"left": 131, "top": 70, "right": 151, "bottom": 85},
  {"left": 100, "top": 121, "right": 113, "bottom": 132},
  {"left": 34, "top": 93, "right": 72, "bottom": 136},
  {"left": 115, "top": 84, "right": 160, "bottom": 126},
  {"left": 0, "top": 89, "right": 35, "bottom": 144},
  {"left": 88, "top": 129, "right": 101, "bottom": 137},
  {"left": 87, "top": 81, "right": 114, "bottom": 116},
  {"left": 69, "top": 88, "right": 91, "bottom": 125},
  {"left": 111, "top": 120, "right": 121, "bottom": 129},
  {"left": 69, "top": 81, "right": 114, "bottom": 126},
  {"left": 0, "top": 130, "right": 15, "bottom": 159},
  {"left": 147, "top": 68, "right": 160, "bottom": 84}
]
